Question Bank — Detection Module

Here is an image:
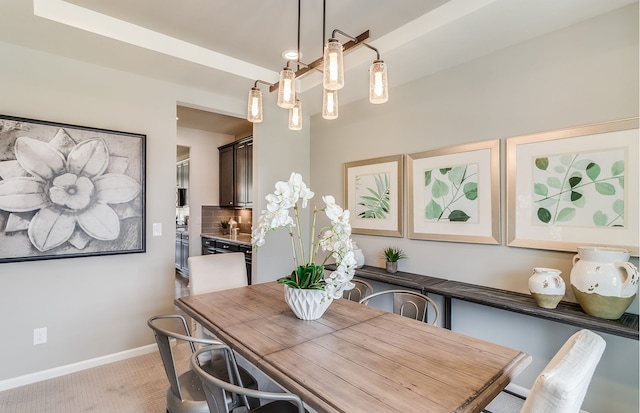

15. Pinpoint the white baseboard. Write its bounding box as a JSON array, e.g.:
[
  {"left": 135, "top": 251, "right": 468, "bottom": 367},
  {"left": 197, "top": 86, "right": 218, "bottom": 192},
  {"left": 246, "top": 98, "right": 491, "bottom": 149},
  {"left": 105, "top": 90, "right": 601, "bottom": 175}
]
[{"left": 0, "top": 344, "right": 158, "bottom": 392}]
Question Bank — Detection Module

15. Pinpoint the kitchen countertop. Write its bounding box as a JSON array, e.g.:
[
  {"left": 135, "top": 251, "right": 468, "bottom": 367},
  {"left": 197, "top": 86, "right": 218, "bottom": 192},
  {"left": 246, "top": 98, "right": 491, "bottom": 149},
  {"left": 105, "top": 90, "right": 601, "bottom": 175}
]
[{"left": 201, "top": 233, "right": 252, "bottom": 246}]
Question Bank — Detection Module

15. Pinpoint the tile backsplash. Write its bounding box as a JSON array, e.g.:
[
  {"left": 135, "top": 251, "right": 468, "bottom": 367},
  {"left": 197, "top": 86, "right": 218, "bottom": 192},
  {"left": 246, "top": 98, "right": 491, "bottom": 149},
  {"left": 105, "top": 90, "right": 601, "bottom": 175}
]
[{"left": 201, "top": 206, "right": 252, "bottom": 235}]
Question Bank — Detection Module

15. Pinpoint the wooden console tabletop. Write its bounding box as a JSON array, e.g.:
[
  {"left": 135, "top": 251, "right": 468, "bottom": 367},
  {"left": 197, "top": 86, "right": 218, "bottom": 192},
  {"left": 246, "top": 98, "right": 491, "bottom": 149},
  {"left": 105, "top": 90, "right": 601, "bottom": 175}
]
[{"left": 341, "top": 265, "right": 639, "bottom": 340}]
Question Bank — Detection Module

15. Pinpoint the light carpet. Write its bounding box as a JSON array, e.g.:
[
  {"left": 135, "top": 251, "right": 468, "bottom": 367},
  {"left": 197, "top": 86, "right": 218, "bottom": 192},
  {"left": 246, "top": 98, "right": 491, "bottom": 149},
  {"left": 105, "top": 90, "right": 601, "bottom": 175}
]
[{"left": 0, "top": 343, "right": 191, "bottom": 413}]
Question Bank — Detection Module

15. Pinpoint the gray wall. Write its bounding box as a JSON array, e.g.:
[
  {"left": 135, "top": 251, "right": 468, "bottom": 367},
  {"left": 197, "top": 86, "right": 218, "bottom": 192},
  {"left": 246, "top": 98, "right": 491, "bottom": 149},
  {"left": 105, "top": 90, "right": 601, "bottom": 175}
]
[
  {"left": 310, "top": 5, "right": 638, "bottom": 413},
  {"left": 0, "top": 40, "right": 249, "bottom": 383}
]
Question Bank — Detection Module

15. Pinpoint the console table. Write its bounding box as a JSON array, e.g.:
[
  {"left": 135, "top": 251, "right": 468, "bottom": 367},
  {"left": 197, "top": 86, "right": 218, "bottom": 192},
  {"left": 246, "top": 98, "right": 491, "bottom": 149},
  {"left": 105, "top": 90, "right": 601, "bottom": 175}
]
[{"left": 330, "top": 265, "right": 639, "bottom": 340}]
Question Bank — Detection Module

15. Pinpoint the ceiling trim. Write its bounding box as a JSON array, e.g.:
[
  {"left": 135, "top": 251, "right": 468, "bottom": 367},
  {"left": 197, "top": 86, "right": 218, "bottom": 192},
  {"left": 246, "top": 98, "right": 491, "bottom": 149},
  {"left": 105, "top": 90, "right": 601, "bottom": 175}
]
[{"left": 32, "top": 0, "right": 277, "bottom": 82}]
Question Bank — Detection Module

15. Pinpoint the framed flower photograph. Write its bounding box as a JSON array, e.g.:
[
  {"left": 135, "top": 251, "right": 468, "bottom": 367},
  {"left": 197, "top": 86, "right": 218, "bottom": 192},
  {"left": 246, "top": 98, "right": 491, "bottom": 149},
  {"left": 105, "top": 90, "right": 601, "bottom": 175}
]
[
  {"left": 407, "top": 139, "right": 500, "bottom": 244},
  {"left": 506, "top": 118, "right": 639, "bottom": 255},
  {"left": 0, "top": 114, "right": 146, "bottom": 263},
  {"left": 344, "top": 155, "right": 403, "bottom": 237}
]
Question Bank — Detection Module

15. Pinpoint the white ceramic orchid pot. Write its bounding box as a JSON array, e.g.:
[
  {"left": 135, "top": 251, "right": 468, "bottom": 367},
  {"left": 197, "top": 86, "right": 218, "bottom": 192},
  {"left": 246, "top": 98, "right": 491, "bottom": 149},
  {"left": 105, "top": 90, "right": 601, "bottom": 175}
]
[
  {"left": 570, "top": 246, "right": 638, "bottom": 319},
  {"left": 528, "top": 268, "right": 565, "bottom": 309},
  {"left": 284, "top": 285, "right": 333, "bottom": 320}
]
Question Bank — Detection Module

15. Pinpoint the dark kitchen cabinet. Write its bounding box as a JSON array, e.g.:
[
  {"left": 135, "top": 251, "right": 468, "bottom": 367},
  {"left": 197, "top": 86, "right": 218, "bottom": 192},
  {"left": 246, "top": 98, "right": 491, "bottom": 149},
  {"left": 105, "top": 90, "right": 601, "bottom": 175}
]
[
  {"left": 218, "top": 136, "right": 252, "bottom": 208},
  {"left": 175, "top": 231, "right": 189, "bottom": 276},
  {"left": 201, "top": 236, "right": 252, "bottom": 285}
]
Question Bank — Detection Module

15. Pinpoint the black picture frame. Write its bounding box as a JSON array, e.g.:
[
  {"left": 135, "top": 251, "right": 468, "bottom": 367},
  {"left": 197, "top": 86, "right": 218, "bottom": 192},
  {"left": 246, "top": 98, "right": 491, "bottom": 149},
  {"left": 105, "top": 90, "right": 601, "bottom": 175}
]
[{"left": 0, "top": 114, "right": 146, "bottom": 263}]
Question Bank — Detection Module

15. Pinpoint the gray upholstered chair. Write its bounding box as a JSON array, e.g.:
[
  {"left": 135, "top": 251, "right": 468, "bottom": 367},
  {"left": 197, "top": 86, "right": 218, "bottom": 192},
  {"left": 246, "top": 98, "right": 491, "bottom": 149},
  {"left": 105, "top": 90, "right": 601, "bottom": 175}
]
[
  {"left": 147, "top": 314, "right": 256, "bottom": 413},
  {"left": 483, "top": 329, "right": 606, "bottom": 413},
  {"left": 359, "top": 289, "right": 440, "bottom": 325},
  {"left": 343, "top": 278, "right": 374, "bottom": 302},
  {"left": 191, "top": 344, "right": 306, "bottom": 413}
]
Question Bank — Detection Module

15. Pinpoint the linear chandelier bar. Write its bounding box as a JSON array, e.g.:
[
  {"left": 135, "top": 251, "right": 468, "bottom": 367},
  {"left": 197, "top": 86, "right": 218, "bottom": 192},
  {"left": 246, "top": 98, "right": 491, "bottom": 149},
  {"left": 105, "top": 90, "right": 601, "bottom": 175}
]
[{"left": 268, "top": 30, "right": 370, "bottom": 93}]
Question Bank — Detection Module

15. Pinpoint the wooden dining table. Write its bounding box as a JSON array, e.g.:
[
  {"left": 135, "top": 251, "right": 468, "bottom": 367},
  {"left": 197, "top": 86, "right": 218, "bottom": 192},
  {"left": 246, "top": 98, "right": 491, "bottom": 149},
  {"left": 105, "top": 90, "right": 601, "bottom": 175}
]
[{"left": 175, "top": 281, "right": 531, "bottom": 413}]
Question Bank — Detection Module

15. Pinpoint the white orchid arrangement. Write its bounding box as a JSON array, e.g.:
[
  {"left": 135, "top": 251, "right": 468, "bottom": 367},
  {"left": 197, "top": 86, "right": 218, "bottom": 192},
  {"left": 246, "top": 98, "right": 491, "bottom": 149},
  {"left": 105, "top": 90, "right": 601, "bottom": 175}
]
[{"left": 252, "top": 173, "right": 356, "bottom": 300}]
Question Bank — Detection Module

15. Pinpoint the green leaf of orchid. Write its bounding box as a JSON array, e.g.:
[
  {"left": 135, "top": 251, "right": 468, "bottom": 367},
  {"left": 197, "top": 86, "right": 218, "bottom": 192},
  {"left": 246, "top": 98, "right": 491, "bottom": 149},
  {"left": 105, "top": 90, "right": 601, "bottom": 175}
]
[
  {"left": 15, "top": 137, "right": 66, "bottom": 180},
  {"left": 68, "top": 138, "right": 109, "bottom": 178},
  {"left": 28, "top": 207, "right": 76, "bottom": 251},
  {"left": 77, "top": 203, "right": 121, "bottom": 240},
  {"left": 0, "top": 177, "right": 47, "bottom": 212}
]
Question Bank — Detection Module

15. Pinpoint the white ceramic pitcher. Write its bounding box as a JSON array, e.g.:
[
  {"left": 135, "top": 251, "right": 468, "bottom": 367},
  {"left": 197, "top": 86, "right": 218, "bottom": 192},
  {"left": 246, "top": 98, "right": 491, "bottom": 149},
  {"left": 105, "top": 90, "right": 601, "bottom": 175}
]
[
  {"left": 570, "top": 246, "right": 638, "bottom": 319},
  {"left": 529, "top": 268, "right": 565, "bottom": 309}
]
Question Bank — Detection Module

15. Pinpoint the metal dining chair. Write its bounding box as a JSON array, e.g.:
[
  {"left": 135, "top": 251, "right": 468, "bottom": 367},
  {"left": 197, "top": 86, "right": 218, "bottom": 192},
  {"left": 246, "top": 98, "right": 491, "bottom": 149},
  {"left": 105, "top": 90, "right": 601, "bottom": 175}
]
[
  {"left": 147, "top": 314, "right": 257, "bottom": 413},
  {"left": 483, "top": 329, "right": 606, "bottom": 413},
  {"left": 359, "top": 289, "right": 440, "bottom": 325},
  {"left": 343, "top": 278, "right": 374, "bottom": 302},
  {"left": 191, "top": 344, "right": 307, "bottom": 413}
]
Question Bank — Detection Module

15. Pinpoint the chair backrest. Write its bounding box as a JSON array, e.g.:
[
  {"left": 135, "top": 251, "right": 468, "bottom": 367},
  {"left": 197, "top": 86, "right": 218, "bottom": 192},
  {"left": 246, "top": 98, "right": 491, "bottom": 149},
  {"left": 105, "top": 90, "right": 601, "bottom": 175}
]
[
  {"left": 188, "top": 252, "right": 247, "bottom": 296},
  {"left": 343, "top": 278, "right": 374, "bottom": 302},
  {"left": 147, "top": 314, "right": 223, "bottom": 401},
  {"left": 191, "top": 345, "right": 306, "bottom": 413},
  {"left": 359, "top": 290, "right": 440, "bottom": 325},
  {"left": 521, "top": 329, "right": 606, "bottom": 413}
]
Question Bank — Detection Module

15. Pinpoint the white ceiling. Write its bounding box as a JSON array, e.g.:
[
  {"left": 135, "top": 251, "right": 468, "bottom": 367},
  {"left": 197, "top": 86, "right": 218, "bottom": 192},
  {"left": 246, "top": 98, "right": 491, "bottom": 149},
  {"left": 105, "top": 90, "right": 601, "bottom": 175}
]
[{"left": 0, "top": 0, "right": 635, "bottom": 133}]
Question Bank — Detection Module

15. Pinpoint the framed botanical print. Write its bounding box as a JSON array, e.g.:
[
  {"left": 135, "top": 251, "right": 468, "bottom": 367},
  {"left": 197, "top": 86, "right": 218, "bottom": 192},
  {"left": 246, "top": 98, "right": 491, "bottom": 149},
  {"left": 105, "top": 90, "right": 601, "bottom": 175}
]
[
  {"left": 407, "top": 139, "right": 500, "bottom": 244},
  {"left": 506, "top": 118, "right": 639, "bottom": 255},
  {"left": 344, "top": 155, "right": 403, "bottom": 237}
]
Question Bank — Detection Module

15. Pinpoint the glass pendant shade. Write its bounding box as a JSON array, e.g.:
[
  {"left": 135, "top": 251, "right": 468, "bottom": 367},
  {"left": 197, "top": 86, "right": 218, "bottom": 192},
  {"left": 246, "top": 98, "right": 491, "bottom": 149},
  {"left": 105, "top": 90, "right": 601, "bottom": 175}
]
[
  {"left": 247, "top": 87, "right": 263, "bottom": 123},
  {"left": 277, "top": 67, "right": 296, "bottom": 108},
  {"left": 369, "top": 60, "right": 388, "bottom": 104},
  {"left": 288, "top": 99, "right": 302, "bottom": 130},
  {"left": 322, "top": 89, "right": 339, "bottom": 120},
  {"left": 323, "top": 39, "right": 344, "bottom": 91}
]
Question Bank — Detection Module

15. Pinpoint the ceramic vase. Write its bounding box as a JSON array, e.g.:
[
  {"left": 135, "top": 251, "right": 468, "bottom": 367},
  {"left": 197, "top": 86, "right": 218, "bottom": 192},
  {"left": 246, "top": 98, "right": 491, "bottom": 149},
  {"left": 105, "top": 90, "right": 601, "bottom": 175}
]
[
  {"left": 352, "top": 242, "right": 365, "bottom": 268},
  {"left": 386, "top": 261, "right": 398, "bottom": 274},
  {"left": 528, "top": 268, "right": 565, "bottom": 309},
  {"left": 570, "top": 246, "right": 638, "bottom": 319},
  {"left": 284, "top": 285, "right": 333, "bottom": 320}
]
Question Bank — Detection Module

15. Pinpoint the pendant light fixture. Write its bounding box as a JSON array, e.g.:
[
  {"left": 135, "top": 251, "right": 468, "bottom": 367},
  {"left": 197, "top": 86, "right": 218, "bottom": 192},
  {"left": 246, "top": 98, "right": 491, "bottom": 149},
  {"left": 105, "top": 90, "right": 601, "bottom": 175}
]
[
  {"left": 289, "top": 97, "right": 302, "bottom": 130},
  {"left": 322, "top": 89, "right": 338, "bottom": 119},
  {"left": 246, "top": 0, "right": 389, "bottom": 128},
  {"left": 246, "top": 80, "right": 273, "bottom": 123},
  {"left": 277, "top": 65, "right": 296, "bottom": 109},
  {"left": 369, "top": 60, "right": 388, "bottom": 104},
  {"left": 323, "top": 38, "right": 344, "bottom": 91}
]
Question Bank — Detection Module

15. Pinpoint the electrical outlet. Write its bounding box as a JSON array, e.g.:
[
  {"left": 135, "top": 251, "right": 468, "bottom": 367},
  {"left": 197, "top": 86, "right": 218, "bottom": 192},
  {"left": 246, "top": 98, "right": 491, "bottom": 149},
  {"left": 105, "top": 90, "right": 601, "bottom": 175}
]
[{"left": 33, "top": 327, "right": 47, "bottom": 345}]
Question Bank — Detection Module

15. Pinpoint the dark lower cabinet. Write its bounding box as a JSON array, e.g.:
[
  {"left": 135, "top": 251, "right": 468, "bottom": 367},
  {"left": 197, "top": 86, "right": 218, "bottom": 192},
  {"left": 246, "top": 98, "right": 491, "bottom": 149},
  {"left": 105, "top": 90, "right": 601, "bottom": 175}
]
[
  {"left": 175, "top": 231, "right": 189, "bottom": 276},
  {"left": 201, "top": 236, "right": 252, "bottom": 285}
]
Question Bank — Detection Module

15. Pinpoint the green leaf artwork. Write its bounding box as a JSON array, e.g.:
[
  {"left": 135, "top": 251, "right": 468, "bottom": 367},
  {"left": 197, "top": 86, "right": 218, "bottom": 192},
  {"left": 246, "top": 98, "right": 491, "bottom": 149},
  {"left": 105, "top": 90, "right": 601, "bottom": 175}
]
[
  {"left": 423, "top": 164, "right": 478, "bottom": 223},
  {"left": 532, "top": 148, "right": 626, "bottom": 227},
  {"left": 355, "top": 172, "right": 391, "bottom": 219}
]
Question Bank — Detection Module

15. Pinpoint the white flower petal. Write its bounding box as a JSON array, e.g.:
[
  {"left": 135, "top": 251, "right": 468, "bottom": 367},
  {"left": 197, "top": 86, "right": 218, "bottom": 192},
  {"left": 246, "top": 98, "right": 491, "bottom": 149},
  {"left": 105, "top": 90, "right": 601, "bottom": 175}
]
[
  {"left": 28, "top": 207, "right": 76, "bottom": 251},
  {"left": 77, "top": 203, "right": 120, "bottom": 240},
  {"left": 15, "top": 137, "right": 66, "bottom": 180}
]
